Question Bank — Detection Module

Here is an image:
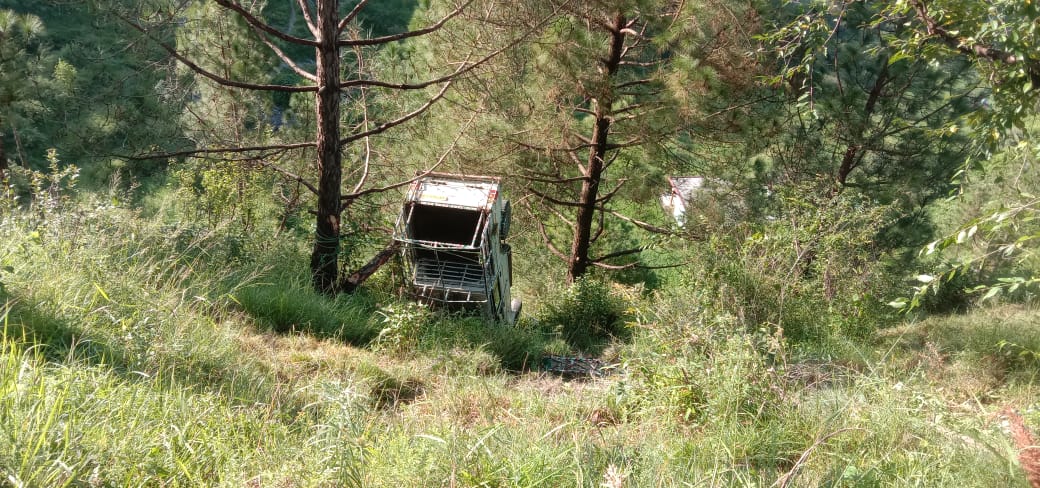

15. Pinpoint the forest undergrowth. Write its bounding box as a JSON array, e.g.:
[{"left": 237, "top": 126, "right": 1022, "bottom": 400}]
[
  {"left": 2, "top": 0, "right": 1040, "bottom": 484},
  {"left": 0, "top": 167, "right": 1038, "bottom": 487}
]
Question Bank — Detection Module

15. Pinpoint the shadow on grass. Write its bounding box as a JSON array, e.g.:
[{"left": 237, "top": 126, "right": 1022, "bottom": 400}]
[
  {"left": 414, "top": 316, "right": 545, "bottom": 371},
  {"left": 878, "top": 304, "right": 1040, "bottom": 375},
  {"left": 234, "top": 281, "right": 381, "bottom": 346},
  {"left": 413, "top": 311, "right": 606, "bottom": 373},
  {"left": 2, "top": 297, "right": 124, "bottom": 365},
  {"left": 233, "top": 273, "right": 549, "bottom": 371},
  {"left": 554, "top": 327, "right": 629, "bottom": 358},
  {"left": 533, "top": 277, "right": 635, "bottom": 358},
  {"left": 0, "top": 295, "right": 301, "bottom": 411},
  {"left": 409, "top": 293, "right": 635, "bottom": 374},
  {"left": 234, "top": 276, "right": 632, "bottom": 374}
]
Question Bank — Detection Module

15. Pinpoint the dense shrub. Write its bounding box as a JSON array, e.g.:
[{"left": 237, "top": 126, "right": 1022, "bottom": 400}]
[
  {"left": 665, "top": 186, "right": 906, "bottom": 342},
  {"left": 537, "top": 277, "right": 631, "bottom": 351}
]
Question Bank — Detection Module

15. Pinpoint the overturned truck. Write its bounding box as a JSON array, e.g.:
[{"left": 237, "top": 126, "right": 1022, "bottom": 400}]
[{"left": 390, "top": 173, "right": 521, "bottom": 324}]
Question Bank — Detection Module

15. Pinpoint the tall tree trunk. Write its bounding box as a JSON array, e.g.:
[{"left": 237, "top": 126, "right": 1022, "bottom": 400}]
[
  {"left": 0, "top": 128, "right": 7, "bottom": 185},
  {"left": 835, "top": 60, "right": 889, "bottom": 191},
  {"left": 567, "top": 13, "right": 626, "bottom": 283},
  {"left": 310, "top": 0, "right": 343, "bottom": 294}
]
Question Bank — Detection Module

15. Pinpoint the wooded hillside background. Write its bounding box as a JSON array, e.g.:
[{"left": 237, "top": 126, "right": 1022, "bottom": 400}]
[{"left": 1, "top": 0, "right": 1039, "bottom": 486}]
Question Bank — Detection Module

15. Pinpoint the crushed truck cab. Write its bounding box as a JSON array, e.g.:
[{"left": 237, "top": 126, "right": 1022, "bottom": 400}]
[{"left": 393, "top": 173, "right": 520, "bottom": 324}]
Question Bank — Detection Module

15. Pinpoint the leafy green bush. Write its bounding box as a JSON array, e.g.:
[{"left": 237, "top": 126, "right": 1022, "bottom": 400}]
[
  {"left": 537, "top": 277, "right": 630, "bottom": 351},
  {"left": 374, "top": 302, "right": 431, "bottom": 353},
  {"left": 663, "top": 185, "right": 905, "bottom": 342},
  {"left": 171, "top": 159, "right": 274, "bottom": 231},
  {"left": 910, "top": 259, "right": 979, "bottom": 314}
]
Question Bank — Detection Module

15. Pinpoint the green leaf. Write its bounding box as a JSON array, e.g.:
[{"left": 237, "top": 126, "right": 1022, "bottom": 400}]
[
  {"left": 925, "top": 240, "right": 939, "bottom": 255},
  {"left": 887, "top": 52, "right": 910, "bottom": 65},
  {"left": 93, "top": 282, "right": 112, "bottom": 303},
  {"left": 981, "top": 287, "right": 1001, "bottom": 301}
]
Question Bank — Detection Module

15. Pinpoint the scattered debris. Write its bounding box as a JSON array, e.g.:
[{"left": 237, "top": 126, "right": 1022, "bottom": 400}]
[{"left": 542, "top": 355, "right": 615, "bottom": 379}]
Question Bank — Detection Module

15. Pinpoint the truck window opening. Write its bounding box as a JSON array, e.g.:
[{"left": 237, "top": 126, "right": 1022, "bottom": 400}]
[{"left": 408, "top": 204, "right": 484, "bottom": 246}]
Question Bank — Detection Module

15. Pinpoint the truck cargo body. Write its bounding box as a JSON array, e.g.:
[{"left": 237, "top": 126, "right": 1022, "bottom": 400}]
[{"left": 393, "top": 174, "right": 519, "bottom": 324}]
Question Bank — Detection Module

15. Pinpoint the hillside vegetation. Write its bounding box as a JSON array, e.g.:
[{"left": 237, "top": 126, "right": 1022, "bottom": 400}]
[
  {"left": 1, "top": 0, "right": 1040, "bottom": 486},
  {"left": 2, "top": 173, "right": 1037, "bottom": 486}
]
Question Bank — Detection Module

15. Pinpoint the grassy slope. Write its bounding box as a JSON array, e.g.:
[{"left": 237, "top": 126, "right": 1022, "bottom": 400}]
[{"left": 1, "top": 191, "right": 1038, "bottom": 487}]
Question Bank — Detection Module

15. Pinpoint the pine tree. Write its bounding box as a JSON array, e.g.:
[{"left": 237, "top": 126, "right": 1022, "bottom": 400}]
[
  {"left": 477, "top": 0, "right": 758, "bottom": 282},
  {"left": 0, "top": 10, "right": 44, "bottom": 184},
  {"left": 120, "top": 0, "right": 512, "bottom": 294}
]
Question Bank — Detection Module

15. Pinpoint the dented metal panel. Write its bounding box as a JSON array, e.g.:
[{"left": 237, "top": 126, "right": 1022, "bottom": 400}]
[
  {"left": 393, "top": 173, "right": 520, "bottom": 324},
  {"left": 408, "top": 175, "right": 500, "bottom": 210}
]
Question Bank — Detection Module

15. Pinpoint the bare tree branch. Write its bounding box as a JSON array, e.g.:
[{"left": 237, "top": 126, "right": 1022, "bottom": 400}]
[
  {"left": 342, "top": 109, "right": 479, "bottom": 202},
  {"left": 591, "top": 202, "right": 606, "bottom": 242},
  {"left": 615, "top": 78, "right": 651, "bottom": 90},
  {"left": 591, "top": 246, "right": 644, "bottom": 263},
  {"left": 120, "top": 14, "right": 317, "bottom": 92},
  {"left": 526, "top": 201, "right": 570, "bottom": 262},
  {"left": 509, "top": 139, "right": 595, "bottom": 154},
  {"left": 604, "top": 138, "right": 645, "bottom": 151},
  {"left": 256, "top": 159, "right": 319, "bottom": 195},
  {"left": 567, "top": 148, "right": 588, "bottom": 175},
  {"left": 336, "top": 0, "right": 369, "bottom": 34},
  {"left": 606, "top": 208, "right": 681, "bottom": 236},
  {"left": 340, "top": 71, "right": 463, "bottom": 91},
  {"left": 911, "top": 0, "right": 1040, "bottom": 85},
  {"left": 613, "top": 102, "right": 648, "bottom": 115},
  {"left": 589, "top": 260, "right": 639, "bottom": 270},
  {"left": 339, "top": 8, "right": 556, "bottom": 93},
  {"left": 251, "top": 26, "right": 318, "bottom": 81},
  {"left": 339, "top": 81, "right": 453, "bottom": 145},
  {"left": 619, "top": 59, "right": 664, "bottom": 68},
  {"left": 602, "top": 150, "right": 621, "bottom": 170},
  {"left": 119, "top": 141, "right": 315, "bottom": 161},
  {"left": 594, "top": 179, "right": 626, "bottom": 204},
  {"left": 338, "top": 0, "right": 474, "bottom": 47},
  {"left": 510, "top": 173, "right": 587, "bottom": 185},
  {"left": 213, "top": 0, "right": 319, "bottom": 46},
  {"left": 295, "top": 0, "right": 319, "bottom": 37},
  {"left": 351, "top": 44, "right": 372, "bottom": 194},
  {"left": 529, "top": 187, "right": 584, "bottom": 207},
  {"left": 541, "top": 198, "right": 576, "bottom": 228}
]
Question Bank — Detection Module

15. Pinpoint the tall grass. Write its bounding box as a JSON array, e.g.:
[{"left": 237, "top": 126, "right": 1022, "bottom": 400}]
[
  {"left": 0, "top": 179, "right": 1037, "bottom": 486},
  {"left": 0, "top": 315, "right": 371, "bottom": 486}
]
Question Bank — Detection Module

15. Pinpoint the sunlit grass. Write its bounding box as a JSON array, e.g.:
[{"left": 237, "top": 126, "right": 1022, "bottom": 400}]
[{"left": 0, "top": 193, "right": 1037, "bottom": 486}]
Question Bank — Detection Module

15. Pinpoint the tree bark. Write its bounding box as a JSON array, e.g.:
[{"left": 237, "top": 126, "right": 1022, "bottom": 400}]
[
  {"left": 567, "top": 12, "right": 626, "bottom": 283},
  {"left": 834, "top": 60, "right": 888, "bottom": 191},
  {"left": 0, "top": 128, "right": 7, "bottom": 185},
  {"left": 310, "top": 0, "right": 344, "bottom": 294},
  {"left": 127, "top": 0, "right": 479, "bottom": 295}
]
